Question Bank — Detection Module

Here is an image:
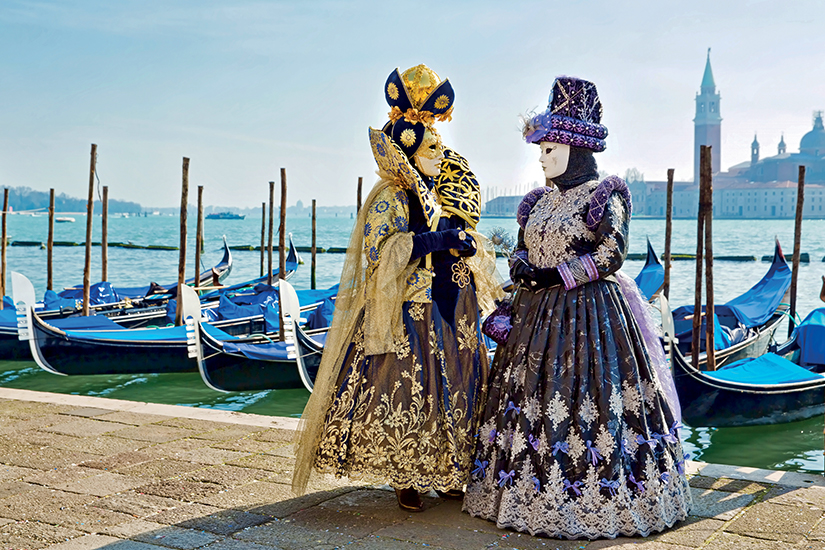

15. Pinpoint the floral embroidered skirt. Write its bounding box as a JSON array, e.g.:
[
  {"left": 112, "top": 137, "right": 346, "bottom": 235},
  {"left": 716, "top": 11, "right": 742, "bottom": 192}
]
[
  {"left": 314, "top": 286, "right": 488, "bottom": 492},
  {"left": 463, "top": 280, "right": 691, "bottom": 539}
]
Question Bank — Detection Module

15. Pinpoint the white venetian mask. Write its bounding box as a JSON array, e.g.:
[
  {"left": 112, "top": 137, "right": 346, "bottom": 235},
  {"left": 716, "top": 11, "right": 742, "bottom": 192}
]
[{"left": 538, "top": 141, "right": 570, "bottom": 180}]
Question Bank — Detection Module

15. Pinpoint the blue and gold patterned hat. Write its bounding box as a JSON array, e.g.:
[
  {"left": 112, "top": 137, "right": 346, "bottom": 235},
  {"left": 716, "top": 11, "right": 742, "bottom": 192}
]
[{"left": 382, "top": 65, "right": 454, "bottom": 158}]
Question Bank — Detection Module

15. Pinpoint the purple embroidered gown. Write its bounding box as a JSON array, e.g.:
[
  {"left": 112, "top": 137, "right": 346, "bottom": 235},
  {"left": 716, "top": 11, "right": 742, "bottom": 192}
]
[{"left": 463, "top": 180, "right": 691, "bottom": 539}]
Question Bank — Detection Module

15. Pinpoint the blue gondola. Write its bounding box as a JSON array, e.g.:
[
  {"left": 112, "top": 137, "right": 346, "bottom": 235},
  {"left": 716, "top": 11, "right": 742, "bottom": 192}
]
[
  {"left": 2, "top": 236, "right": 299, "bottom": 361},
  {"left": 190, "top": 280, "right": 330, "bottom": 392},
  {"left": 663, "top": 240, "right": 824, "bottom": 427}
]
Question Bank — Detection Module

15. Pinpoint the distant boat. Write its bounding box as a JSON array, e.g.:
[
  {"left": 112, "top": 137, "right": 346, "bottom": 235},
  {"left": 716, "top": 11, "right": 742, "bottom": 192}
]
[
  {"left": 55, "top": 217, "right": 75, "bottom": 223},
  {"left": 206, "top": 212, "right": 244, "bottom": 220}
]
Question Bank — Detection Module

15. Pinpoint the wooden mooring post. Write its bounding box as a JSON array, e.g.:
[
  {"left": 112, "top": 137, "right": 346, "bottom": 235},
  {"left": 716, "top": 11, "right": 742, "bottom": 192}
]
[
  {"left": 194, "top": 185, "right": 203, "bottom": 287},
  {"left": 267, "top": 182, "right": 274, "bottom": 286},
  {"left": 47, "top": 189, "right": 54, "bottom": 291},
  {"left": 356, "top": 176, "right": 363, "bottom": 215},
  {"left": 260, "top": 202, "right": 265, "bottom": 278},
  {"left": 311, "top": 199, "right": 317, "bottom": 290},
  {"left": 789, "top": 165, "right": 806, "bottom": 338},
  {"left": 702, "top": 147, "right": 716, "bottom": 370},
  {"left": 175, "top": 157, "right": 189, "bottom": 326},
  {"left": 663, "top": 169, "right": 674, "bottom": 299},
  {"left": 101, "top": 186, "right": 108, "bottom": 282},
  {"left": 278, "top": 168, "right": 287, "bottom": 342},
  {"left": 82, "top": 144, "right": 97, "bottom": 316},
  {"left": 1, "top": 188, "right": 8, "bottom": 308},
  {"left": 692, "top": 150, "right": 706, "bottom": 371}
]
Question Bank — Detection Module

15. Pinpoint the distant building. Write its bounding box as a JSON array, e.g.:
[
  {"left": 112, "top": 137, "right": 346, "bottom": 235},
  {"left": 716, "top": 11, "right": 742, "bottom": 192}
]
[{"left": 484, "top": 195, "right": 523, "bottom": 217}]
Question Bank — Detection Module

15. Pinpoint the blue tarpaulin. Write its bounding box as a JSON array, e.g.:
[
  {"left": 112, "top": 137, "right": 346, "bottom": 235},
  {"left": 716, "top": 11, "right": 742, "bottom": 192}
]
[
  {"left": 222, "top": 331, "right": 328, "bottom": 361},
  {"left": 723, "top": 242, "right": 791, "bottom": 328},
  {"left": 795, "top": 308, "right": 825, "bottom": 367},
  {"left": 704, "top": 352, "right": 825, "bottom": 385},
  {"left": 51, "top": 282, "right": 121, "bottom": 309}
]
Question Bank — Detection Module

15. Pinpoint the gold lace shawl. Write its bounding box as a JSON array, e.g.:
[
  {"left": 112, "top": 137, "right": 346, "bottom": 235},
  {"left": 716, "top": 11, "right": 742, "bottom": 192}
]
[{"left": 292, "top": 175, "right": 415, "bottom": 495}]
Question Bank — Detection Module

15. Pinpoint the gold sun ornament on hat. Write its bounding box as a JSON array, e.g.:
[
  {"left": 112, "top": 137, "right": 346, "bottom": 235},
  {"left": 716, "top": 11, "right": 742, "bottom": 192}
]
[{"left": 381, "top": 64, "right": 456, "bottom": 160}]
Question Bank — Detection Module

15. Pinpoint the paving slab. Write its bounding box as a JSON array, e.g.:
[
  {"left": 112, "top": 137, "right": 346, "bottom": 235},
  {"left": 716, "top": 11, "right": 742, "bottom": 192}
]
[
  {"left": 0, "top": 519, "right": 84, "bottom": 548},
  {"left": 109, "top": 425, "right": 197, "bottom": 443},
  {"left": 0, "top": 463, "right": 38, "bottom": 481},
  {"left": 89, "top": 492, "right": 184, "bottom": 517},
  {"left": 225, "top": 452, "right": 294, "bottom": 472},
  {"left": 200, "top": 540, "right": 274, "bottom": 550},
  {"left": 63, "top": 407, "right": 115, "bottom": 418},
  {"left": 191, "top": 425, "right": 268, "bottom": 441},
  {"left": 117, "top": 458, "right": 206, "bottom": 479},
  {"left": 97, "top": 411, "right": 173, "bottom": 426},
  {"left": 170, "top": 446, "right": 249, "bottom": 465},
  {"left": 52, "top": 471, "right": 148, "bottom": 496},
  {"left": 44, "top": 418, "right": 128, "bottom": 437},
  {"left": 373, "top": 519, "right": 506, "bottom": 549},
  {"left": 702, "top": 532, "right": 790, "bottom": 549},
  {"left": 725, "top": 500, "right": 821, "bottom": 542},
  {"left": 234, "top": 517, "right": 355, "bottom": 550},
  {"left": 139, "top": 438, "right": 214, "bottom": 459},
  {"left": 51, "top": 504, "right": 137, "bottom": 533},
  {"left": 106, "top": 520, "right": 220, "bottom": 550},
  {"left": 208, "top": 437, "right": 279, "bottom": 454},
  {"left": 179, "top": 464, "right": 274, "bottom": 487},
  {"left": 47, "top": 533, "right": 167, "bottom": 550},
  {"left": 688, "top": 486, "right": 755, "bottom": 520},
  {"left": 81, "top": 451, "right": 157, "bottom": 472},
  {"left": 688, "top": 475, "right": 770, "bottom": 495},
  {"left": 136, "top": 479, "right": 225, "bottom": 501},
  {"left": 156, "top": 507, "right": 271, "bottom": 536}
]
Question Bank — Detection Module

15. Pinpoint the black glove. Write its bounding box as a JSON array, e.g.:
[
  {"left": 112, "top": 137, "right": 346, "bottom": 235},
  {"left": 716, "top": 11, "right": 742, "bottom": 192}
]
[
  {"left": 532, "top": 266, "right": 563, "bottom": 289},
  {"left": 410, "top": 229, "right": 475, "bottom": 261},
  {"left": 510, "top": 258, "right": 563, "bottom": 290},
  {"left": 509, "top": 257, "right": 536, "bottom": 286}
]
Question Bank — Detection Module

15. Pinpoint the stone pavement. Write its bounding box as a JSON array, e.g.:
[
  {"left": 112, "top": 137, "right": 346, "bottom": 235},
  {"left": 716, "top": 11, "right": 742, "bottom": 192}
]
[{"left": 2, "top": 388, "right": 825, "bottom": 550}]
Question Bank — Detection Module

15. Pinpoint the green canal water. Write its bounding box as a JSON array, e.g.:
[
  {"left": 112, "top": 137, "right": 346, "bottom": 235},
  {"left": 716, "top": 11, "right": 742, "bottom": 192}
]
[{"left": 1, "top": 213, "right": 824, "bottom": 474}]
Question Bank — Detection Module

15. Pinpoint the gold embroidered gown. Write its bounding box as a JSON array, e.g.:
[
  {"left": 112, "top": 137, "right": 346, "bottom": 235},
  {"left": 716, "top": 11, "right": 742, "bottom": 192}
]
[
  {"left": 298, "top": 133, "right": 501, "bottom": 493},
  {"left": 463, "top": 181, "right": 691, "bottom": 538}
]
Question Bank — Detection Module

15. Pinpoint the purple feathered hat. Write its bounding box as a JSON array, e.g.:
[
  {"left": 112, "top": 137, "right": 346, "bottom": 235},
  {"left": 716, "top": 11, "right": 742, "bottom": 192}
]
[{"left": 523, "top": 76, "right": 608, "bottom": 152}]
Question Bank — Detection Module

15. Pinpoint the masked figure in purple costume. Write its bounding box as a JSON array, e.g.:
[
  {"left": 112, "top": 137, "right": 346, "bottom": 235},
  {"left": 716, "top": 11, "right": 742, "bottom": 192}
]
[
  {"left": 463, "top": 76, "right": 690, "bottom": 539},
  {"left": 292, "top": 65, "right": 503, "bottom": 512}
]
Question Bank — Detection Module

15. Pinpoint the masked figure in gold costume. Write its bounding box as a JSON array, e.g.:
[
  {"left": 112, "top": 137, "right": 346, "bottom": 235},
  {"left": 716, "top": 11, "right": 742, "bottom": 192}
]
[{"left": 293, "top": 65, "right": 503, "bottom": 511}]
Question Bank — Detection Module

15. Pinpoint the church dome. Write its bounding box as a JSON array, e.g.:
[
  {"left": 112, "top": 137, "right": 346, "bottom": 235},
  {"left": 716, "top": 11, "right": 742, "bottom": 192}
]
[{"left": 800, "top": 112, "right": 825, "bottom": 156}]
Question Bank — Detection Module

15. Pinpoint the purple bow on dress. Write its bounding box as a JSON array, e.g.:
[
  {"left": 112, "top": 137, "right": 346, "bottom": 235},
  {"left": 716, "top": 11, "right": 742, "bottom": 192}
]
[
  {"left": 660, "top": 472, "right": 672, "bottom": 485},
  {"left": 636, "top": 434, "right": 658, "bottom": 449},
  {"left": 600, "top": 478, "right": 620, "bottom": 496},
  {"left": 504, "top": 401, "right": 521, "bottom": 417},
  {"left": 620, "top": 438, "right": 633, "bottom": 456},
  {"left": 472, "top": 459, "right": 488, "bottom": 479},
  {"left": 551, "top": 441, "right": 569, "bottom": 456},
  {"left": 628, "top": 472, "right": 645, "bottom": 493},
  {"left": 488, "top": 429, "right": 497, "bottom": 444},
  {"left": 531, "top": 476, "right": 541, "bottom": 492},
  {"left": 676, "top": 452, "right": 690, "bottom": 475},
  {"left": 529, "top": 434, "right": 541, "bottom": 451},
  {"left": 498, "top": 469, "right": 515, "bottom": 487},
  {"left": 563, "top": 479, "right": 582, "bottom": 496},
  {"left": 585, "top": 440, "right": 603, "bottom": 465}
]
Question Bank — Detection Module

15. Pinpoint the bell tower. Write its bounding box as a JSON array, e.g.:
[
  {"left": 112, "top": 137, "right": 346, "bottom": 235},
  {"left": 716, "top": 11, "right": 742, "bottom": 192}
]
[
  {"left": 694, "top": 49, "right": 722, "bottom": 183},
  {"left": 751, "top": 134, "right": 760, "bottom": 165}
]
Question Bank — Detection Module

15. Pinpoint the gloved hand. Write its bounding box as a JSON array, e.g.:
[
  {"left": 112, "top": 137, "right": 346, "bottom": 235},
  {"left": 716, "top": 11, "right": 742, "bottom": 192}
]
[
  {"left": 510, "top": 258, "right": 563, "bottom": 290},
  {"left": 509, "top": 257, "right": 536, "bottom": 286},
  {"left": 532, "top": 266, "right": 563, "bottom": 289},
  {"left": 410, "top": 229, "right": 476, "bottom": 261}
]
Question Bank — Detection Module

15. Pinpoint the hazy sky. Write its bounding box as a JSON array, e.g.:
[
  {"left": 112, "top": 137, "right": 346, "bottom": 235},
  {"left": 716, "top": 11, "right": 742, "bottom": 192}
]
[{"left": 1, "top": 1, "right": 822, "bottom": 209}]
